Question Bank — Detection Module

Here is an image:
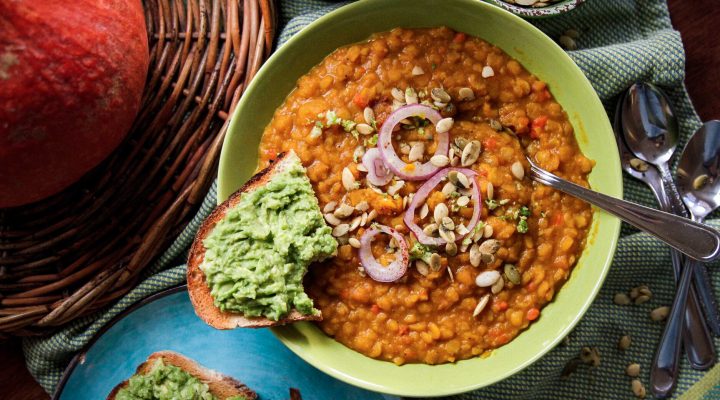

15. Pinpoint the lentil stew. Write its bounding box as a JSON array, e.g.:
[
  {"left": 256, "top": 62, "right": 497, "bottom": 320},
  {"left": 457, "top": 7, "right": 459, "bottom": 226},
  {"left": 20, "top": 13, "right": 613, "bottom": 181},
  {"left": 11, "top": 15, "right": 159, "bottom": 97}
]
[{"left": 257, "top": 27, "right": 594, "bottom": 365}]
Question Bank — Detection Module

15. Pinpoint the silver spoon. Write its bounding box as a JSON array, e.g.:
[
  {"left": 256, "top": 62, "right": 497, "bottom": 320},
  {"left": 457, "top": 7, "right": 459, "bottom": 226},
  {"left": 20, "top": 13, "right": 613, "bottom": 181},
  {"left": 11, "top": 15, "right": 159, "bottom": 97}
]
[
  {"left": 649, "top": 121, "right": 720, "bottom": 397},
  {"left": 613, "top": 94, "right": 715, "bottom": 372},
  {"left": 622, "top": 83, "right": 720, "bottom": 333},
  {"left": 526, "top": 159, "right": 720, "bottom": 262}
]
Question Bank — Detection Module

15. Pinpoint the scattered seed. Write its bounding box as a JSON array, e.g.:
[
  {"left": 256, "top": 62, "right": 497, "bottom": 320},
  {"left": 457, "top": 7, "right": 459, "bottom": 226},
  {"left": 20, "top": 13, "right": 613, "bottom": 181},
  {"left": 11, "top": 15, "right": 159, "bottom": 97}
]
[
  {"left": 420, "top": 203, "right": 429, "bottom": 219},
  {"left": 489, "top": 119, "right": 503, "bottom": 131},
  {"left": 481, "top": 66, "right": 495, "bottom": 78},
  {"left": 387, "top": 180, "right": 405, "bottom": 196},
  {"left": 323, "top": 201, "right": 338, "bottom": 213},
  {"left": 456, "top": 223, "right": 470, "bottom": 236},
  {"left": 486, "top": 182, "right": 494, "bottom": 200},
  {"left": 324, "top": 213, "right": 342, "bottom": 226},
  {"left": 618, "top": 335, "right": 632, "bottom": 351},
  {"left": 693, "top": 174, "right": 709, "bottom": 190},
  {"left": 342, "top": 167, "right": 356, "bottom": 191},
  {"left": 434, "top": 203, "right": 449, "bottom": 223},
  {"left": 491, "top": 275, "right": 505, "bottom": 294},
  {"left": 349, "top": 216, "right": 362, "bottom": 231},
  {"left": 473, "top": 294, "right": 491, "bottom": 317},
  {"left": 411, "top": 65, "right": 425, "bottom": 76},
  {"left": 430, "top": 154, "right": 450, "bottom": 167},
  {"left": 439, "top": 228, "right": 456, "bottom": 243},
  {"left": 634, "top": 294, "right": 651, "bottom": 305},
  {"left": 405, "top": 87, "right": 418, "bottom": 104},
  {"left": 564, "top": 28, "right": 581, "bottom": 39},
  {"left": 360, "top": 212, "right": 368, "bottom": 226},
  {"left": 363, "top": 107, "right": 375, "bottom": 125},
  {"left": 455, "top": 137, "right": 468, "bottom": 149},
  {"left": 475, "top": 270, "right": 501, "bottom": 287},
  {"left": 458, "top": 87, "right": 475, "bottom": 101},
  {"left": 650, "top": 306, "right": 670, "bottom": 321},
  {"left": 630, "top": 285, "right": 652, "bottom": 300},
  {"left": 511, "top": 161, "right": 525, "bottom": 180},
  {"left": 367, "top": 209, "right": 378, "bottom": 224},
  {"left": 580, "top": 346, "right": 600, "bottom": 367},
  {"left": 416, "top": 260, "right": 430, "bottom": 276},
  {"left": 469, "top": 244, "right": 481, "bottom": 267},
  {"left": 355, "top": 201, "right": 369, "bottom": 212},
  {"left": 626, "top": 363, "right": 641, "bottom": 377},
  {"left": 504, "top": 264, "right": 521, "bottom": 285},
  {"left": 481, "top": 253, "right": 495, "bottom": 265},
  {"left": 440, "top": 216, "right": 455, "bottom": 231},
  {"left": 423, "top": 223, "right": 439, "bottom": 236},
  {"left": 456, "top": 171, "right": 470, "bottom": 188},
  {"left": 483, "top": 224, "right": 494, "bottom": 238},
  {"left": 613, "top": 293, "right": 631, "bottom": 305},
  {"left": 457, "top": 196, "right": 470, "bottom": 207},
  {"left": 436, "top": 117, "right": 454, "bottom": 134},
  {"left": 356, "top": 123, "right": 374, "bottom": 135},
  {"left": 630, "top": 158, "right": 649, "bottom": 172},
  {"left": 631, "top": 379, "right": 646, "bottom": 399},
  {"left": 409, "top": 142, "right": 425, "bottom": 162},
  {"left": 431, "top": 87, "right": 451, "bottom": 103},
  {"left": 445, "top": 242, "right": 458, "bottom": 256},
  {"left": 429, "top": 253, "right": 442, "bottom": 271},
  {"left": 349, "top": 237, "right": 361, "bottom": 248},
  {"left": 334, "top": 203, "right": 355, "bottom": 218},
  {"left": 332, "top": 224, "right": 350, "bottom": 237},
  {"left": 391, "top": 87, "right": 405, "bottom": 102},
  {"left": 450, "top": 156, "right": 460, "bottom": 166},
  {"left": 461, "top": 141, "right": 482, "bottom": 167},
  {"left": 559, "top": 35, "right": 577, "bottom": 50},
  {"left": 443, "top": 182, "right": 457, "bottom": 198},
  {"left": 478, "top": 239, "right": 501, "bottom": 255}
]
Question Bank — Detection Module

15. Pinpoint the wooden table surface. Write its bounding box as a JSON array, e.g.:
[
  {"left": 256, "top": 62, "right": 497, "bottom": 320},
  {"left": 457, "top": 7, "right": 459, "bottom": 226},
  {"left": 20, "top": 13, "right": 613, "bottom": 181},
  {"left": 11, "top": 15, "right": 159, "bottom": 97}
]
[{"left": 1, "top": 1, "right": 718, "bottom": 399}]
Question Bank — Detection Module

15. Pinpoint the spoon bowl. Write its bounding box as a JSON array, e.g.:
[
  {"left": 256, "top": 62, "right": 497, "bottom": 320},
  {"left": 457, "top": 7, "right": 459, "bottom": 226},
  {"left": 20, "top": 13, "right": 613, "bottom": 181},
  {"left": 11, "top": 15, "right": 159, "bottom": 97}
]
[{"left": 677, "top": 121, "right": 720, "bottom": 221}]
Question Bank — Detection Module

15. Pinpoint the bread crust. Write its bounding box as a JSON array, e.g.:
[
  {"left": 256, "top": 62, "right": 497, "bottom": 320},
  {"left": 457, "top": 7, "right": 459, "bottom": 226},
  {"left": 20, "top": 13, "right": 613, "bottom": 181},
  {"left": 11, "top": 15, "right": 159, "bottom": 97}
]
[
  {"left": 187, "top": 151, "right": 322, "bottom": 329},
  {"left": 107, "top": 351, "right": 257, "bottom": 400}
]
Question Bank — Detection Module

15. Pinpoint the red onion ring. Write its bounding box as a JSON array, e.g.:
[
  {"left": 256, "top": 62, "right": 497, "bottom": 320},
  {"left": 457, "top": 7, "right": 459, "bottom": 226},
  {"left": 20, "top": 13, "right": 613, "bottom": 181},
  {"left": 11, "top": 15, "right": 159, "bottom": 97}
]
[
  {"left": 404, "top": 168, "right": 482, "bottom": 246},
  {"left": 359, "top": 224, "right": 409, "bottom": 282},
  {"left": 378, "top": 104, "right": 448, "bottom": 181},
  {"left": 362, "top": 147, "right": 393, "bottom": 186}
]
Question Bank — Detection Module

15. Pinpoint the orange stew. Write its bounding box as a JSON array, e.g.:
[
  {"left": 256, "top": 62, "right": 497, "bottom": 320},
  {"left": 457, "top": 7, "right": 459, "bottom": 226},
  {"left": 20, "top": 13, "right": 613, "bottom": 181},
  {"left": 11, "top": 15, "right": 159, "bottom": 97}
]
[{"left": 258, "top": 27, "right": 594, "bottom": 365}]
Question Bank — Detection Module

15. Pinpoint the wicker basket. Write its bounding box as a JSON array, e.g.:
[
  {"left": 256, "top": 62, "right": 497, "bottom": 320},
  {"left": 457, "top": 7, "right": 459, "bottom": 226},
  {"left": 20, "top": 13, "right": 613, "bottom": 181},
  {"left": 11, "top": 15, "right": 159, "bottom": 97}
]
[{"left": 0, "top": 0, "right": 277, "bottom": 336}]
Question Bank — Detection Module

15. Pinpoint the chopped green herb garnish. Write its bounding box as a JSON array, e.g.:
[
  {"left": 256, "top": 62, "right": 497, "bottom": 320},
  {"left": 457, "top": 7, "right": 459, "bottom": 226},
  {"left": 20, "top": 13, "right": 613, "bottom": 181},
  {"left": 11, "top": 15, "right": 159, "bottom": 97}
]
[
  {"left": 409, "top": 242, "right": 435, "bottom": 264},
  {"left": 517, "top": 218, "right": 529, "bottom": 233},
  {"left": 519, "top": 206, "right": 531, "bottom": 218},
  {"left": 367, "top": 134, "right": 379, "bottom": 146},
  {"left": 485, "top": 199, "right": 498, "bottom": 210}
]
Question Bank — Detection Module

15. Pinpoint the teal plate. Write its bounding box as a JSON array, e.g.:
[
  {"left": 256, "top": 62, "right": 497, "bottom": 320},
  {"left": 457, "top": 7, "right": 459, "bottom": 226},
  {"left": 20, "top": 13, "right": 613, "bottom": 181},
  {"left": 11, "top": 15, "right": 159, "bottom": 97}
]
[{"left": 53, "top": 286, "right": 399, "bottom": 400}]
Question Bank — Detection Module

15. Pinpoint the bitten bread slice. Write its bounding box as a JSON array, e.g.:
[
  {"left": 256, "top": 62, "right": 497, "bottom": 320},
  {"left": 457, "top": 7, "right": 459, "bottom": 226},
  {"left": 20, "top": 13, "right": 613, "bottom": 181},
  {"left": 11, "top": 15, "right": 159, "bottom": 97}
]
[
  {"left": 107, "top": 351, "right": 256, "bottom": 400},
  {"left": 187, "top": 151, "right": 324, "bottom": 329}
]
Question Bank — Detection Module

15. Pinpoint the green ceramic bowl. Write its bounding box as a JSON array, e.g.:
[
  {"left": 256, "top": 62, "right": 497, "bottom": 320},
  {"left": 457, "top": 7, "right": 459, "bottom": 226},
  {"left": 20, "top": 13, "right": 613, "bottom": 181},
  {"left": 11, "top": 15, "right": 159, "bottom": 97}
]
[{"left": 217, "top": 0, "right": 621, "bottom": 397}]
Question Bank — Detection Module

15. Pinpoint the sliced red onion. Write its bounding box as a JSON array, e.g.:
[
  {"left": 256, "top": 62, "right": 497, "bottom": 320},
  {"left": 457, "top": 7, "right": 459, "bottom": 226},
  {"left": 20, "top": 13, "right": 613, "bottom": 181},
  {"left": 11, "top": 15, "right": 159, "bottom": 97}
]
[
  {"left": 378, "top": 104, "right": 449, "bottom": 181},
  {"left": 404, "top": 168, "right": 482, "bottom": 246},
  {"left": 362, "top": 147, "right": 393, "bottom": 186},
  {"left": 359, "top": 224, "right": 409, "bottom": 282}
]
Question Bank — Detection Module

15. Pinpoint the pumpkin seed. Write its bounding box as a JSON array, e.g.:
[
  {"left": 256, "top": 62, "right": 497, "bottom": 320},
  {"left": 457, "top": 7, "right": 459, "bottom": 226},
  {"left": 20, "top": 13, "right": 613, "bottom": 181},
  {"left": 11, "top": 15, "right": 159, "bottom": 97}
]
[
  {"left": 559, "top": 35, "right": 577, "bottom": 51},
  {"left": 342, "top": 167, "right": 357, "bottom": 191},
  {"left": 469, "top": 244, "right": 481, "bottom": 267},
  {"left": 481, "top": 253, "right": 495, "bottom": 265},
  {"left": 367, "top": 209, "right": 378, "bottom": 224},
  {"left": 441, "top": 216, "right": 455, "bottom": 231},
  {"left": 489, "top": 119, "right": 503, "bottom": 131},
  {"left": 504, "top": 264, "right": 521, "bottom": 285},
  {"left": 491, "top": 275, "right": 505, "bottom": 294},
  {"left": 332, "top": 224, "right": 350, "bottom": 237},
  {"left": 441, "top": 182, "right": 456, "bottom": 198},
  {"left": 481, "top": 66, "right": 495, "bottom": 78},
  {"left": 420, "top": 203, "right": 429, "bottom": 219},
  {"left": 429, "top": 253, "right": 442, "bottom": 271},
  {"left": 431, "top": 87, "right": 451, "bottom": 103},
  {"left": 511, "top": 161, "right": 525, "bottom": 180},
  {"left": 626, "top": 363, "right": 641, "bottom": 377},
  {"left": 580, "top": 346, "right": 600, "bottom": 367},
  {"left": 634, "top": 294, "right": 651, "bottom": 305},
  {"left": 423, "top": 223, "right": 439, "bottom": 236},
  {"left": 618, "top": 335, "right": 632, "bottom": 351},
  {"left": 323, "top": 201, "right": 338, "bottom": 213},
  {"left": 356, "top": 123, "right": 374, "bottom": 135},
  {"left": 363, "top": 107, "right": 375, "bottom": 125},
  {"left": 473, "top": 294, "right": 491, "bottom": 317},
  {"left": 483, "top": 224, "right": 494, "bottom": 238},
  {"left": 405, "top": 87, "right": 418, "bottom": 104},
  {"left": 412, "top": 65, "right": 425, "bottom": 76},
  {"left": 448, "top": 170, "right": 460, "bottom": 184},
  {"left": 391, "top": 87, "right": 405, "bottom": 102},
  {"left": 630, "top": 158, "right": 649, "bottom": 172},
  {"left": 436, "top": 117, "right": 454, "bottom": 134},
  {"left": 360, "top": 212, "right": 368, "bottom": 227},
  {"left": 650, "top": 306, "right": 670, "bottom": 321},
  {"left": 456, "top": 223, "right": 470, "bottom": 236},
  {"left": 486, "top": 182, "right": 494, "bottom": 200},
  {"left": 416, "top": 260, "right": 430, "bottom": 276},
  {"left": 439, "top": 228, "right": 456, "bottom": 243},
  {"left": 355, "top": 201, "right": 369, "bottom": 212},
  {"left": 613, "top": 293, "right": 631, "bottom": 305},
  {"left": 454, "top": 137, "right": 468, "bottom": 149},
  {"left": 434, "top": 203, "right": 449, "bottom": 223},
  {"left": 631, "top": 379, "right": 646, "bottom": 399},
  {"left": 693, "top": 174, "right": 709, "bottom": 190},
  {"left": 445, "top": 242, "right": 458, "bottom": 256},
  {"left": 456, "top": 171, "right": 471, "bottom": 188},
  {"left": 349, "top": 216, "right": 361, "bottom": 231},
  {"left": 475, "top": 270, "right": 501, "bottom": 287},
  {"left": 458, "top": 87, "right": 475, "bottom": 101},
  {"left": 461, "top": 140, "right": 482, "bottom": 167},
  {"left": 324, "top": 213, "right": 342, "bottom": 226},
  {"left": 478, "top": 239, "right": 501, "bottom": 255},
  {"left": 409, "top": 142, "right": 425, "bottom": 162},
  {"left": 334, "top": 203, "right": 355, "bottom": 218},
  {"left": 430, "top": 155, "right": 450, "bottom": 167},
  {"left": 348, "top": 237, "right": 361, "bottom": 248},
  {"left": 456, "top": 196, "right": 470, "bottom": 207},
  {"left": 387, "top": 180, "right": 405, "bottom": 196}
]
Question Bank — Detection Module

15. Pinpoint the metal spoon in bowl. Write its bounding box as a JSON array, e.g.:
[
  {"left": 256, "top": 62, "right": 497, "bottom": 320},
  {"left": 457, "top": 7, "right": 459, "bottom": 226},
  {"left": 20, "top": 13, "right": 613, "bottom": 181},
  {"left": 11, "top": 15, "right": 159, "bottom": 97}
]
[
  {"left": 622, "top": 83, "right": 720, "bottom": 332},
  {"left": 612, "top": 94, "right": 715, "bottom": 372},
  {"left": 649, "top": 121, "right": 720, "bottom": 397}
]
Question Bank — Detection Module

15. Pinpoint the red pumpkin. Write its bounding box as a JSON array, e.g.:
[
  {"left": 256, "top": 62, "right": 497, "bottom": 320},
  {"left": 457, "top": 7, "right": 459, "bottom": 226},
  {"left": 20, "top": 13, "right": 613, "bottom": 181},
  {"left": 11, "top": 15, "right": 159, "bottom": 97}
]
[{"left": 0, "top": 0, "right": 149, "bottom": 207}]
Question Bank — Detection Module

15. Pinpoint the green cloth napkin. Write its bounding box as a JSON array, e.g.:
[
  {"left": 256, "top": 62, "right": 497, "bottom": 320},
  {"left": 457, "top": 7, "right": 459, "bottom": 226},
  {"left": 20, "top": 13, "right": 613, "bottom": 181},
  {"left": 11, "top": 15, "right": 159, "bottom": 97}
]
[{"left": 24, "top": 0, "right": 720, "bottom": 398}]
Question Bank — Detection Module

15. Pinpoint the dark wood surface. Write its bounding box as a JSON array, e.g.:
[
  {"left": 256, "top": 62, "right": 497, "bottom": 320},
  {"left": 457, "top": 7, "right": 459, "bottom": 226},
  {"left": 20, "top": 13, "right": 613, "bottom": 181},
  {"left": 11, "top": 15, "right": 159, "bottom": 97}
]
[{"left": 0, "top": 2, "right": 717, "bottom": 399}]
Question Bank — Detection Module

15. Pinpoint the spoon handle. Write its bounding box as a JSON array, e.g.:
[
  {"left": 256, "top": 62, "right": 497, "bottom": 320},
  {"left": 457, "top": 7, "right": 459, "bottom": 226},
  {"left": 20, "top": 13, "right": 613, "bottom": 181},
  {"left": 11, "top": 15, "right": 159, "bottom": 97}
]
[
  {"left": 528, "top": 163, "right": 720, "bottom": 262},
  {"left": 657, "top": 164, "right": 689, "bottom": 217},
  {"left": 691, "top": 260, "right": 720, "bottom": 336}
]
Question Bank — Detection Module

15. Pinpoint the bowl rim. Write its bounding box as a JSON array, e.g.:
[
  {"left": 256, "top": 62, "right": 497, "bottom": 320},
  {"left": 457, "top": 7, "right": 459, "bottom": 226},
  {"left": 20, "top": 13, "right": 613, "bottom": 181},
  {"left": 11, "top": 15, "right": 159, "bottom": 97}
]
[
  {"left": 218, "top": 0, "right": 621, "bottom": 397},
  {"left": 486, "top": 0, "right": 585, "bottom": 18}
]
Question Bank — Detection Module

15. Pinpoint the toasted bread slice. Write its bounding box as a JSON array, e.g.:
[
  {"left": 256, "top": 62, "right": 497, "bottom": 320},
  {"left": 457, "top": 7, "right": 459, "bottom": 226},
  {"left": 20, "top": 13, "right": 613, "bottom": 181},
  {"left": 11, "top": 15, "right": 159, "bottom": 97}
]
[
  {"left": 107, "top": 351, "right": 256, "bottom": 400},
  {"left": 187, "top": 151, "right": 324, "bottom": 329}
]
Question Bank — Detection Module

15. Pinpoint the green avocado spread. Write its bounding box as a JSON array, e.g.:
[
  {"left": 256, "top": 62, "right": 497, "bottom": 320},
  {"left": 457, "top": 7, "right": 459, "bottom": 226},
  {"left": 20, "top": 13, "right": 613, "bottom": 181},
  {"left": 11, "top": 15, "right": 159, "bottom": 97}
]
[
  {"left": 114, "top": 359, "right": 247, "bottom": 400},
  {"left": 201, "top": 152, "right": 337, "bottom": 320}
]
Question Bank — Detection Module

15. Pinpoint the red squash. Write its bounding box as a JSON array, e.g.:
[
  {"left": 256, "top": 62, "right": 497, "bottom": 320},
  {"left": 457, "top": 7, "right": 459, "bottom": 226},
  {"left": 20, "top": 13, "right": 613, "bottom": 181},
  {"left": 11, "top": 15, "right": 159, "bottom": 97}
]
[{"left": 0, "top": 0, "right": 149, "bottom": 207}]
